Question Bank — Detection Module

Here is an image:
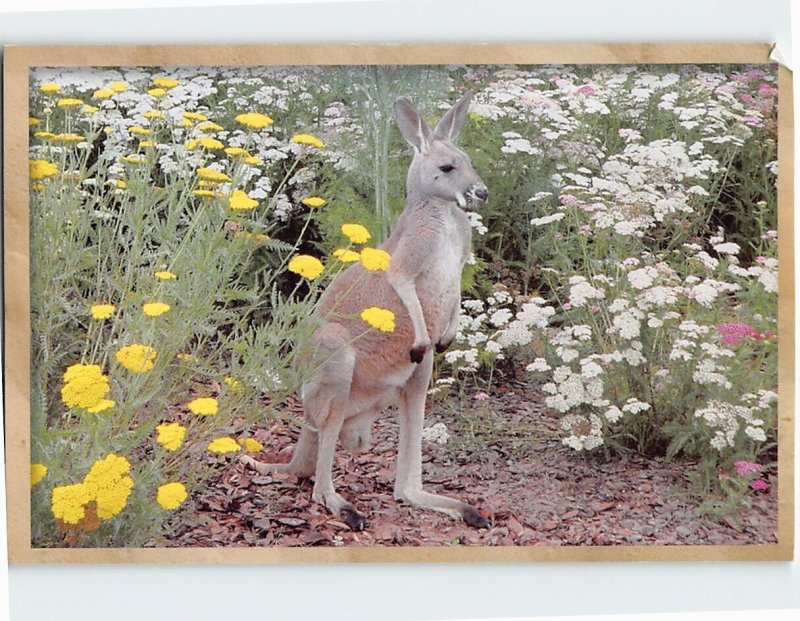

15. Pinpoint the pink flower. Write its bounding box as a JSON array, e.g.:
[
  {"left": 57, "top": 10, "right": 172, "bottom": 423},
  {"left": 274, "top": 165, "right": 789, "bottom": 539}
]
[
  {"left": 717, "top": 322, "right": 760, "bottom": 345},
  {"left": 751, "top": 478, "right": 770, "bottom": 492},
  {"left": 733, "top": 460, "right": 763, "bottom": 477},
  {"left": 576, "top": 84, "right": 596, "bottom": 96},
  {"left": 757, "top": 82, "right": 774, "bottom": 97},
  {"left": 473, "top": 392, "right": 489, "bottom": 401}
]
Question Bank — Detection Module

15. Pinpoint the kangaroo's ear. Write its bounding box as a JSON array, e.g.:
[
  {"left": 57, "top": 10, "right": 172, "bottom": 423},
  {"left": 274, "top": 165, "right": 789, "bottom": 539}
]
[
  {"left": 433, "top": 90, "right": 473, "bottom": 142},
  {"left": 395, "top": 96, "right": 432, "bottom": 152}
]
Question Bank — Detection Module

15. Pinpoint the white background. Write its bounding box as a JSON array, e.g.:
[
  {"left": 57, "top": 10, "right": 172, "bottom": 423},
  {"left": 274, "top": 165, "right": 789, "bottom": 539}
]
[{"left": 1, "top": 1, "right": 798, "bottom": 620}]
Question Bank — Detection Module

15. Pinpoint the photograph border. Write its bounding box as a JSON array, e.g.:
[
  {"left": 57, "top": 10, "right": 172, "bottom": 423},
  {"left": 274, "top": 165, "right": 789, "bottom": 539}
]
[{"left": 3, "top": 42, "right": 794, "bottom": 564}]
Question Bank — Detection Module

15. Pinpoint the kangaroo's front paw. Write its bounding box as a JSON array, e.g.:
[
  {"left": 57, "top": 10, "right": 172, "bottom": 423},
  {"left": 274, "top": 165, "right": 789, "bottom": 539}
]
[
  {"left": 435, "top": 337, "right": 454, "bottom": 353},
  {"left": 409, "top": 344, "right": 429, "bottom": 363}
]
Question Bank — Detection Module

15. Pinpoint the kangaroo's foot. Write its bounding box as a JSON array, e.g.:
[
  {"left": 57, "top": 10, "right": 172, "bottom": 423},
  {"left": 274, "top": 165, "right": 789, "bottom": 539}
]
[
  {"left": 435, "top": 337, "right": 454, "bottom": 353},
  {"left": 395, "top": 487, "right": 489, "bottom": 529},
  {"left": 312, "top": 486, "right": 367, "bottom": 531}
]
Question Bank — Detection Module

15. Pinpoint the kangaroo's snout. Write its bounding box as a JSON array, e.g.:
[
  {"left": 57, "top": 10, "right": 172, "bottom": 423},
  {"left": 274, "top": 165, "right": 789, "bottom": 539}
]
[{"left": 474, "top": 186, "right": 489, "bottom": 203}]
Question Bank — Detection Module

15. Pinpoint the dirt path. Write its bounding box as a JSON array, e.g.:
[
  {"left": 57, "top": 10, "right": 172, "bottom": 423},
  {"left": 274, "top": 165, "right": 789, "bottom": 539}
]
[{"left": 162, "top": 383, "right": 778, "bottom": 547}]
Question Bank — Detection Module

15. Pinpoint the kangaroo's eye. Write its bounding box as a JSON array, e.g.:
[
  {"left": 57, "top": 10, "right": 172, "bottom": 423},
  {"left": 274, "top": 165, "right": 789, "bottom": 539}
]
[{"left": 439, "top": 165, "right": 455, "bottom": 173}]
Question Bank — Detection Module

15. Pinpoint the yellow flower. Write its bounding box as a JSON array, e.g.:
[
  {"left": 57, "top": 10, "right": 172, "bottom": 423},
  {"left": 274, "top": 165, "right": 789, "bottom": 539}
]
[
  {"left": 359, "top": 247, "right": 391, "bottom": 272},
  {"left": 39, "top": 83, "right": 61, "bottom": 93},
  {"left": 91, "top": 303, "right": 115, "bottom": 320},
  {"left": 61, "top": 363, "right": 111, "bottom": 410},
  {"left": 143, "top": 110, "right": 165, "bottom": 119},
  {"left": 115, "top": 344, "right": 157, "bottom": 373},
  {"left": 154, "top": 270, "right": 177, "bottom": 280},
  {"left": 51, "top": 483, "right": 92, "bottom": 525},
  {"left": 244, "top": 155, "right": 262, "bottom": 166},
  {"left": 208, "top": 437, "right": 241, "bottom": 454},
  {"left": 224, "top": 146, "right": 247, "bottom": 157},
  {"left": 148, "top": 87, "right": 167, "bottom": 98},
  {"left": 235, "top": 112, "right": 274, "bottom": 130},
  {"left": 288, "top": 255, "right": 324, "bottom": 280},
  {"left": 157, "top": 482, "right": 187, "bottom": 509},
  {"left": 186, "top": 397, "right": 218, "bottom": 416},
  {"left": 34, "top": 131, "right": 57, "bottom": 140},
  {"left": 196, "top": 167, "right": 231, "bottom": 183},
  {"left": 153, "top": 77, "right": 179, "bottom": 89},
  {"left": 192, "top": 189, "right": 221, "bottom": 198},
  {"left": 156, "top": 422, "right": 186, "bottom": 451},
  {"left": 56, "top": 98, "right": 84, "bottom": 108},
  {"left": 83, "top": 105, "right": 99, "bottom": 114},
  {"left": 87, "top": 399, "right": 116, "bottom": 413},
  {"left": 29, "top": 117, "right": 40, "bottom": 127},
  {"left": 198, "top": 121, "right": 224, "bottom": 132},
  {"left": 143, "top": 302, "right": 170, "bottom": 317},
  {"left": 341, "top": 223, "right": 371, "bottom": 244},
  {"left": 108, "top": 81, "right": 128, "bottom": 92},
  {"left": 183, "top": 111, "right": 208, "bottom": 123},
  {"left": 83, "top": 454, "right": 133, "bottom": 520},
  {"left": 93, "top": 88, "right": 114, "bottom": 99},
  {"left": 120, "top": 155, "right": 147, "bottom": 165},
  {"left": 129, "top": 126, "right": 150, "bottom": 136},
  {"left": 291, "top": 133, "right": 325, "bottom": 148},
  {"left": 53, "top": 133, "right": 86, "bottom": 144},
  {"left": 228, "top": 190, "right": 258, "bottom": 211},
  {"left": 115, "top": 180, "right": 128, "bottom": 189},
  {"left": 139, "top": 141, "right": 156, "bottom": 148},
  {"left": 360, "top": 307, "right": 396, "bottom": 333},
  {"left": 333, "top": 248, "right": 360, "bottom": 263},
  {"left": 29, "top": 159, "right": 58, "bottom": 180},
  {"left": 31, "top": 464, "right": 48, "bottom": 488},
  {"left": 240, "top": 438, "right": 263, "bottom": 453},
  {"left": 302, "top": 196, "right": 326, "bottom": 208},
  {"left": 224, "top": 376, "right": 242, "bottom": 390}
]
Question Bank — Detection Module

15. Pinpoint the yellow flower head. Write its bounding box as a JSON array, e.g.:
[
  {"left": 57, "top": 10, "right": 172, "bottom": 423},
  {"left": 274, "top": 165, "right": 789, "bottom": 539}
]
[
  {"left": 240, "top": 438, "right": 264, "bottom": 453},
  {"left": 333, "top": 248, "right": 361, "bottom": 263},
  {"left": 183, "top": 111, "right": 208, "bottom": 123},
  {"left": 291, "top": 133, "right": 325, "bottom": 149},
  {"left": 143, "top": 110, "right": 165, "bottom": 119},
  {"left": 93, "top": 88, "right": 114, "bottom": 100},
  {"left": 235, "top": 112, "right": 274, "bottom": 130},
  {"left": 192, "top": 189, "right": 221, "bottom": 198},
  {"left": 341, "top": 223, "right": 371, "bottom": 244},
  {"left": 39, "top": 83, "right": 61, "bottom": 94},
  {"left": 57, "top": 98, "right": 85, "bottom": 108},
  {"left": 157, "top": 482, "right": 188, "bottom": 509},
  {"left": 53, "top": 133, "right": 86, "bottom": 144},
  {"left": 83, "top": 105, "right": 99, "bottom": 114},
  {"left": 359, "top": 247, "right": 391, "bottom": 272},
  {"left": 91, "top": 303, "right": 115, "bottom": 320},
  {"left": 61, "top": 363, "right": 111, "bottom": 410},
  {"left": 148, "top": 87, "right": 167, "bottom": 98},
  {"left": 128, "top": 126, "right": 149, "bottom": 137},
  {"left": 360, "top": 307, "right": 396, "bottom": 333},
  {"left": 196, "top": 167, "right": 231, "bottom": 183},
  {"left": 31, "top": 464, "right": 48, "bottom": 488},
  {"left": 115, "top": 344, "right": 157, "bottom": 373},
  {"left": 108, "top": 81, "right": 129, "bottom": 93},
  {"left": 154, "top": 270, "right": 177, "bottom": 280},
  {"left": 29, "top": 159, "right": 58, "bottom": 180},
  {"left": 83, "top": 454, "right": 133, "bottom": 520},
  {"left": 228, "top": 190, "right": 258, "bottom": 211},
  {"left": 224, "top": 146, "right": 247, "bottom": 157},
  {"left": 208, "top": 437, "right": 241, "bottom": 454},
  {"left": 224, "top": 376, "right": 242, "bottom": 390},
  {"left": 288, "top": 255, "right": 324, "bottom": 281},
  {"left": 198, "top": 121, "right": 224, "bottom": 133},
  {"left": 29, "top": 117, "right": 40, "bottom": 127},
  {"left": 153, "top": 77, "right": 179, "bottom": 89},
  {"left": 186, "top": 397, "right": 218, "bottom": 416},
  {"left": 87, "top": 399, "right": 116, "bottom": 414},
  {"left": 302, "top": 196, "right": 326, "bottom": 209},
  {"left": 156, "top": 422, "right": 187, "bottom": 451},
  {"left": 143, "top": 302, "right": 170, "bottom": 317},
  {"left": 34, "top": 131, "right": 57, "bottom": 141},
  {"left": 51, "top": 483, "right": 92, "bottom": 525},
  {"left": 120, "top": 155, "right": 147, "bottom": 165}
]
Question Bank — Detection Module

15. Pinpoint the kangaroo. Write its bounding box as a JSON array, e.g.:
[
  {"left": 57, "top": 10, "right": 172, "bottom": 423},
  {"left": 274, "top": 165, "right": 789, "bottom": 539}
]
[{"left": 241, "top": 91, "right": 489, "bottom": 531}]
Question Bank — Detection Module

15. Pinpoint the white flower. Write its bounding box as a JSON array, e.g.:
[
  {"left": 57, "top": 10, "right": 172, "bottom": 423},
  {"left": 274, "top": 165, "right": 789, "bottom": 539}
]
[
  {"left": 568, "top": 278, "right": 605, "bottom": 307},
  {"left": 745, "top": 426, "right": 767, "bottom": 442},
  {"left": 604, "top": 406, "right": 623, "bottom": 423},
  {"left": 526, "top": 358, "right": 551, "bottom": 373},
  {"left": 627, "top": 266, "right": 657, "bottom": 290},
  {"left": 622, "top": 398, "right": 651, "bottom": 414},
  {"left": 422, "top": 422, "right": 451, "bottom": 445},
  {"left": 489, "top": 308, "right": 513, "bottom": 327},
  {"left": 713, "top": 242, "right": 741, "bottom": 255},
  {"left": 531, "top": 212, "right": 566, "bottom": 227}
]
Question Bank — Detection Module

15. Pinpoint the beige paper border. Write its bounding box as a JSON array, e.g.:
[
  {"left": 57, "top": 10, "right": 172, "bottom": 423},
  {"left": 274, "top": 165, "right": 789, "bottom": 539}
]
[{"left": 3, "top": 43, "right": 794, "bottom": 564}]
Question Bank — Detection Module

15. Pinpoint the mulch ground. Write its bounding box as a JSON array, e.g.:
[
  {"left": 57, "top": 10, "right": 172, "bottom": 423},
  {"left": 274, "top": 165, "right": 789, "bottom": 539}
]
[{"left": 161, "top": 382, "right": 778, "bottom": 547}]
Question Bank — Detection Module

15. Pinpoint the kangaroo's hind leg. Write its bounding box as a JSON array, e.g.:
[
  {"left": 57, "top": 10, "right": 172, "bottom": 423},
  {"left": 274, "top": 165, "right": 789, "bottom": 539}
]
[{"left": 393, "top": 350, "right": 489, "bottom": 528}]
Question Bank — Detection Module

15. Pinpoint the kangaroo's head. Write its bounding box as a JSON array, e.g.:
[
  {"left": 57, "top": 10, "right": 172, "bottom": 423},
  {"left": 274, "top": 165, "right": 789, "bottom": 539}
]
[{"left": 395, "top": 91, "right": 488, "bottom": 209}]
